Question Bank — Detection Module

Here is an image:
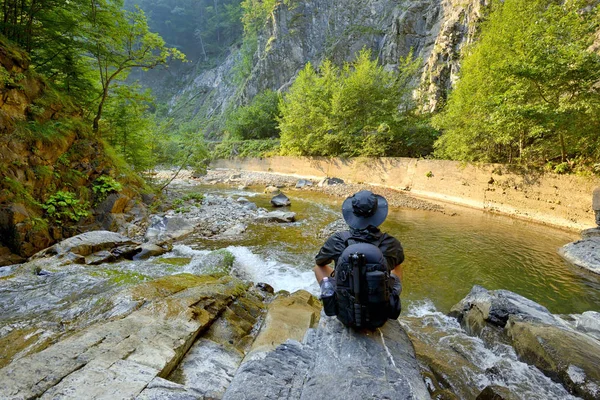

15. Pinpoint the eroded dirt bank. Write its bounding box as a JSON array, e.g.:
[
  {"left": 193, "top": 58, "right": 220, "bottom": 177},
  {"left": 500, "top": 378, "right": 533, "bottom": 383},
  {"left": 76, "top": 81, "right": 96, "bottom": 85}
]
[{"left": 210, "top": 157, "right": 600, "bottom": 231}]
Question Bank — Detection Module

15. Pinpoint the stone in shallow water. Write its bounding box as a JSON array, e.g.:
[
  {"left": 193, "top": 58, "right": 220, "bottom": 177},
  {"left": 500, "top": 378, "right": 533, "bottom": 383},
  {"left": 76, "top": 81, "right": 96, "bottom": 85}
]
[
  {"left": 559, "top": 238, "right": 600, "bottom": 275},
  {"left": 271, "top": 193, "right": 291, "bottom": 207},
  {"left": 255, "top": 211, "right": 296, "bottom": 223}
]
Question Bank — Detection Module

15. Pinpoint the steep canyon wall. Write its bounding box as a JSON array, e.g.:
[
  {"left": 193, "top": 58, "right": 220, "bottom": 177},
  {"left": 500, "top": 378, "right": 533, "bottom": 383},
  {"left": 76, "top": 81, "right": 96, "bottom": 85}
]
[{"left": 169, "top": 0, "right": 489, "bottom": 123}]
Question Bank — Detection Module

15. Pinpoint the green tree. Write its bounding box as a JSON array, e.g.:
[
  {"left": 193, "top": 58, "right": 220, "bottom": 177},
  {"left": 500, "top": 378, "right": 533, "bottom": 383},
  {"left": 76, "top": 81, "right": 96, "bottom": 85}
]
[
  {"left": 433, "top": 0, "right": 600, "bottom": 164},
  {"left": 279, "top": 50, "right": 424, "bottom": 157},
  {"left": 226, "top": 89, "right": 280, "bottom": 139},
  {"left": 103, "top": 83, "right": 156, "bottom": 171},
  {"left": 85, "top": 2, "right": 185, "bottom": 133}
]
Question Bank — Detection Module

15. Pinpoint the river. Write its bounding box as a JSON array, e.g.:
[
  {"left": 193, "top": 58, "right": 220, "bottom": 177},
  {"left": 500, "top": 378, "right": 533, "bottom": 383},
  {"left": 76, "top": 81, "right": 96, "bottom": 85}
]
[{"left": 184, "top": 185, "right": 599, "bottom": 315}]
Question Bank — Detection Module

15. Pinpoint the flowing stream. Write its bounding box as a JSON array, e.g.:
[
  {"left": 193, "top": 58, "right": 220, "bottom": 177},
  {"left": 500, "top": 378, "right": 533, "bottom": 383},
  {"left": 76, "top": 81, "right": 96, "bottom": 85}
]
[
  {"left": 1, "top": 184, "right": 599, "bottom": 398},
  {"left": 185, "top": 185, "right": 599, "bottom": 315}
]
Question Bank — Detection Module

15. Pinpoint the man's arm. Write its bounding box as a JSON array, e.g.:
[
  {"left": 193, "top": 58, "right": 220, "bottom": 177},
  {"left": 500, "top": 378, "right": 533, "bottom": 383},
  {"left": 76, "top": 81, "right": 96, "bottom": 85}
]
[
  {"left": 391, "top": 264, "right": 403, "bottom": 281},
  {"left": 313, "top": 263, "right": 334, "bottom": 284}
]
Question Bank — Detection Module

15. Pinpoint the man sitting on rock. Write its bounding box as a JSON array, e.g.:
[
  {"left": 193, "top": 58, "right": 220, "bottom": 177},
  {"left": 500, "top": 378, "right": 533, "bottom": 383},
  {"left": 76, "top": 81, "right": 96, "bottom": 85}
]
[{"left": 313, "top": 190, "right": 403, "bottom": 329}]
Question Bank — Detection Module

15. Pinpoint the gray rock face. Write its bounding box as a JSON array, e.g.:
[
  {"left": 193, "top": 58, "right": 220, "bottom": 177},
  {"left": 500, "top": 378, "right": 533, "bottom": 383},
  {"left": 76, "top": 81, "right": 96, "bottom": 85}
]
[
  {"left": 271, "top": 193, "right": 291, "bottom": 207},
  {"left": 559, "top": 238, "right": 600, "bottom": 275},
  {"left": 0, "top": 274, "right": 249, "bottom": 400},
  {"left": 171, "top": 0, "right": 488, "bottom": 126},
  {"left": 144, "top": 216, "right": 196, "bottom": 244},
  {"left": 581, "top": 227, "right": 600, "bottom": 239},
  {"left": 449, "top": 285, "right": 563, "bottom": 330},
  {"left": 451, "top": 286, "right": 600, "bottom": 400},
  {"left": 223, "top": 316, "right": 430, "bottom": 400},
  {"left": 255, "top": 211, "right": 296, "bottom": 223}
]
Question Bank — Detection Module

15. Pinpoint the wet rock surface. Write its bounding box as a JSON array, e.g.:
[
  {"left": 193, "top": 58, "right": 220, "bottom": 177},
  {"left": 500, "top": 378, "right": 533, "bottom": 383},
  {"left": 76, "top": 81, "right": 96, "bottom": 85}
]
[
  {"left": 559, "top": 237, "right": 600, "bottom": 275},
  {"left": 450, "top": 286, "right": 600, "bottom": 399}
]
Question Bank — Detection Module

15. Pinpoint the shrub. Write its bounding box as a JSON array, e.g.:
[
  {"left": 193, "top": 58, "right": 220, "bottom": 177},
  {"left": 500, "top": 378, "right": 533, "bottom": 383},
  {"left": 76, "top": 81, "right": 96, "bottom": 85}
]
[{"left": 42, "top": 191, "right": 89, "bottom": 223}]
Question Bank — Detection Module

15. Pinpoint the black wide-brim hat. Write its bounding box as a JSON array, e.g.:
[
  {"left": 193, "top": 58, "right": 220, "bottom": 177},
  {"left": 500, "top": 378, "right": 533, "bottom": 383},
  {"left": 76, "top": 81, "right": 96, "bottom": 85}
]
[{"left": 342, "top": 190, "right": 388, "bottom": 229}]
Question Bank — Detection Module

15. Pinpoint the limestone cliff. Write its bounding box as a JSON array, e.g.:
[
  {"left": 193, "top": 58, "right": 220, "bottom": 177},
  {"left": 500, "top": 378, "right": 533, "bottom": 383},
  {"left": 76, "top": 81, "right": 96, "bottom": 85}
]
[{"left": 169, "top": 0, "right": 489, "bottom": 128}]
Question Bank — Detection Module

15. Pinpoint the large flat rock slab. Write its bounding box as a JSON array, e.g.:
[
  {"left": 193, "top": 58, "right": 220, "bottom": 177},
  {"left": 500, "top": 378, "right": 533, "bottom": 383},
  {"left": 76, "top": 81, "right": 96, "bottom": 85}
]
[
  {"left": 224, "top": 316, "right": 430, "bottom": 400},
  {"left": 0, "top": 274, "right": 248, "bottom": 400}
]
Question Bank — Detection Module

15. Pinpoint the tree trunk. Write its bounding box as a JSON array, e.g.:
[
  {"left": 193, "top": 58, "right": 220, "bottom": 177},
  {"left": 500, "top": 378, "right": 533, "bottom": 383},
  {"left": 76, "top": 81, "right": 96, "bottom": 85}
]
[
  {"left": 93, "top": 87, "right": 109, "bottom": 134},
  {"left": 559, "top": 131, "right": 566, "bottom": 162}
]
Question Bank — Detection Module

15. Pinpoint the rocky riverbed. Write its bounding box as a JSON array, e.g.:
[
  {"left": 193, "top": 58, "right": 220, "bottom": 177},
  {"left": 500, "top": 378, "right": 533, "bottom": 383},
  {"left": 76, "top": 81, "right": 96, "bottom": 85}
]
[
  {"left": 1, "top": 174, "right": 599, "bottom": 399},
  {"left": 155, "top": 168, "right": 446, "bottom": 213}
]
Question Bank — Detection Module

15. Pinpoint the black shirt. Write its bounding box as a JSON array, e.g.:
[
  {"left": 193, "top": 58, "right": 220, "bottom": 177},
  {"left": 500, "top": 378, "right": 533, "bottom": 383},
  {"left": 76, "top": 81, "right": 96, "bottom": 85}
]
[{"left": 315, "top": 226, "right": 404, "bottom": 270}]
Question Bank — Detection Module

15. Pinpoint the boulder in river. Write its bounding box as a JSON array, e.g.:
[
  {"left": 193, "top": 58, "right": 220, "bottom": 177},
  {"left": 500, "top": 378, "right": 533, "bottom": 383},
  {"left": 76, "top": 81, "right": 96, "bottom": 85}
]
[
  {"left": 506, "top": 318, "right": 600, "bottom": 400},
  {"left": 451, "top": 286, "right": 600, "bottom": 399},
  {"left": 144, "top": 215, "right": 196, "bottom": 244},
  {"left": 31, "top": 230, "right": 139, "bottom": 259},
  {"left": 317, "top": 177, "right": 344, "bottom": 187},
  {"left": 559, "top": 238, "right": 600, "bottom": 275},
  {"left": 271, "top": 193, "right": 291, "bottom": 207},
  {"left": 255, "top": 211, "right": 296, "bottom": 223},
  {"left": 295, "top": 179, "right": 313, "bottom": 189},
  {"left": 449, "top": 285, "right": 563, "bottom": 332}
]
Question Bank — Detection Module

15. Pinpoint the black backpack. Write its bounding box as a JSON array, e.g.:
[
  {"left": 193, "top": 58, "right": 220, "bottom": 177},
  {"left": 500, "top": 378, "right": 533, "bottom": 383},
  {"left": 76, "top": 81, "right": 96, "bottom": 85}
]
[{"left": 327, "top": 235, "right": 400, "bottom": 330}]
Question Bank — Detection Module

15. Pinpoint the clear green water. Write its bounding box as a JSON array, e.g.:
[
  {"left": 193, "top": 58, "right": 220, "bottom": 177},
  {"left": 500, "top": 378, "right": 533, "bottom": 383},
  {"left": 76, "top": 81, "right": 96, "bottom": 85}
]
[{"left": 189, "top": 186, "right": 599, "bottom": 315}]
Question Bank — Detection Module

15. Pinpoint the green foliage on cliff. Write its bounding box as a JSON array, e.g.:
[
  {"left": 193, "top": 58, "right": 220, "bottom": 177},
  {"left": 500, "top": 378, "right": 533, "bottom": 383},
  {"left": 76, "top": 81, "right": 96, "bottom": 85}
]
[
  {"left": 433, "top": 0, "right": 600, "bottom": 166},
  {"left": 279, "top": 49, "right": 435, "bottom": 157},
  {"left": 211, "top": 138, "right": 280, "bottom": 158},
  {"left": 226, "top": 90, "right": 281, "bottom": 140}
]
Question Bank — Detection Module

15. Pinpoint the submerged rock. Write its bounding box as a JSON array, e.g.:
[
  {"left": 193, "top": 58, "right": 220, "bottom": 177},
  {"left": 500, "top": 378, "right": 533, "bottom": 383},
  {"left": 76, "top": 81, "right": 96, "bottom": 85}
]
[
  {"left": 271, "top": 193, "right": 291, "bottom": 207},
  {"left": 559, "top": 238, "right": 600, "bottom": 275}
]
